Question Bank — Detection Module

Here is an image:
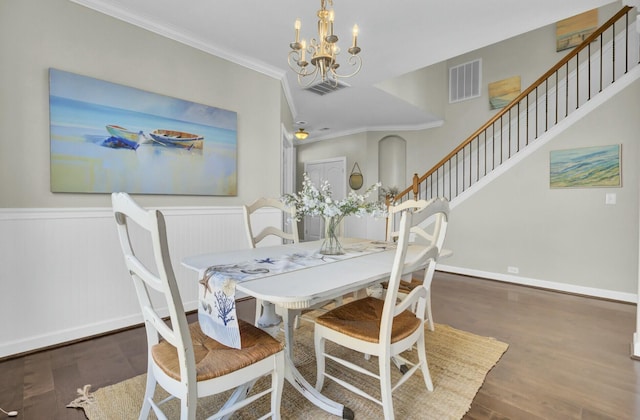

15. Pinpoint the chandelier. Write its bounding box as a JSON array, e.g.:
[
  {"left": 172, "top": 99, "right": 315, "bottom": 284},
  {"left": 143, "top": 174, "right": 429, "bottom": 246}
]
[{"left": 288, "top": 0, "right": 362, "bottom": 87}]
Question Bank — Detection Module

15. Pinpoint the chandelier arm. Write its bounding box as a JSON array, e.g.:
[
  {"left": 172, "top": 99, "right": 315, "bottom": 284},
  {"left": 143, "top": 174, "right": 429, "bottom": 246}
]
[
  {"left": 297, "top": 68, "right": 323, "bottom": 88},
  {"left": 330, "top": 55, "right": 362, "bottom": 80}
]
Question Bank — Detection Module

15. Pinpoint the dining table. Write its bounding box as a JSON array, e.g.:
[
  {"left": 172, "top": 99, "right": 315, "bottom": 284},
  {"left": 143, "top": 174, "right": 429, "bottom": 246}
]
[{"left": 182, "top": 237, "right": 426, "bottom": 419}]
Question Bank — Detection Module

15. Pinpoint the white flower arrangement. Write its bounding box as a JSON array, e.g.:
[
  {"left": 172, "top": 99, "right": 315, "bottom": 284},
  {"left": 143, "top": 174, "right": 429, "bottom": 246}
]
[{"left": 282, "top": 173, "right": 386, "bottom": 221}]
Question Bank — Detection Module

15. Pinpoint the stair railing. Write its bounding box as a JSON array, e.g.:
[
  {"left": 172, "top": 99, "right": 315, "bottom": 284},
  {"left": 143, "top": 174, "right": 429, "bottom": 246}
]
[{"left": 390, "top": 6, "right": 638, "bottom": 208}]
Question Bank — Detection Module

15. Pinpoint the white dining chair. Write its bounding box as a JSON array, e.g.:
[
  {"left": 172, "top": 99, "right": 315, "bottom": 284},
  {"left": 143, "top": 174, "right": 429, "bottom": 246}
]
[
  {"left": 314, "top": 210, "right": 437, "bottom": 419},
  {"left": 384, "top": 197, "right": 450, "bottom": 331},
  {"left": 113, "top": 192, "right": 285, "bottom": 420},
  {"left": 242, "top": 197, "right": 299, "bottom": 249}
]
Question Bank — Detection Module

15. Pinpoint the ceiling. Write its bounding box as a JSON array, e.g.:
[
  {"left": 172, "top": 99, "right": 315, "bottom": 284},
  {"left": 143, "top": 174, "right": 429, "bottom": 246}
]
[{"left": 71, "top": 0, "right": 615, "bottom": 142}]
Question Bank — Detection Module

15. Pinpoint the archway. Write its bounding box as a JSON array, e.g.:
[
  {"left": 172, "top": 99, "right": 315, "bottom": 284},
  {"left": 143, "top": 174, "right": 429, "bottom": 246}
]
[{"left": 378, "top": 135, "right": 407, "bottom": 195}]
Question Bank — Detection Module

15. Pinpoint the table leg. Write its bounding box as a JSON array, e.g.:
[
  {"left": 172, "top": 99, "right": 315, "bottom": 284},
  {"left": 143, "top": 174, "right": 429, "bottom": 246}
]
[
  {"left": 284, "top": 352, "right": 354, "bottom": 419},
  {"left": 280, "top": 308, "right": 301, "bottom": 360},
  {"left": 259, "top": 301, "right": 354, "bottom": 419},
  {"left": 256, "top": 301, "right": 282, "bottom": 336}
]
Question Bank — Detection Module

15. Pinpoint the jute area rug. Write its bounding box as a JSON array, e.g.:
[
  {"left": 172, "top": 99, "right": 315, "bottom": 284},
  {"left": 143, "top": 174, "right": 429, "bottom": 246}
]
[{"left": 68, "top": 322, "right": 508, "bottom": 419}]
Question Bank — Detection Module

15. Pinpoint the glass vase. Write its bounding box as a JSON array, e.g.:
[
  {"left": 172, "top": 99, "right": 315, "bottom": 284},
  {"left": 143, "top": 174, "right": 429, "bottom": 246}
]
[{"left": 320, "top": 216, "right": 344, "bottom": 255}]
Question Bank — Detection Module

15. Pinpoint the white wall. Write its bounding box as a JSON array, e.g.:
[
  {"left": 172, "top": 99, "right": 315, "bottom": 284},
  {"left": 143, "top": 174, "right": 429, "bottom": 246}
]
[
  {"left": 443, "top": 77, "right": 640, "bottom": 299},
  {"left": 0, "top": 206, "right": 282, "bottom": 358},
  {"left": 375, "top": 61, "right": 448, "bottom": 120}
]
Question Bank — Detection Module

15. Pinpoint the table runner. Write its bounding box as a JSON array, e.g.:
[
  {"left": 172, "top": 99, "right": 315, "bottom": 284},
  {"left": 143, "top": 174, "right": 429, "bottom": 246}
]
[{"left": 197, "top": 240, "right": 395, "bottom": 348}]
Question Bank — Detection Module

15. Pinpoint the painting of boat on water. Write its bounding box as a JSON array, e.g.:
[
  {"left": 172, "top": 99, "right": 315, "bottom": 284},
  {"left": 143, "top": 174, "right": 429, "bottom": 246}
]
[
  {"left": 550, "top": 145, "right": 621, "bottom": 188},
  {"left": 49, "top": 68, "right": 237, "bottom": 195}
]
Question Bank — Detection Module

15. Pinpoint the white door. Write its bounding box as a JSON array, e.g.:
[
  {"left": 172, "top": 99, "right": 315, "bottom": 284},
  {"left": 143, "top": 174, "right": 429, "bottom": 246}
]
[{"left": 303, "top": 157, "right": 346, "bottom": 241}]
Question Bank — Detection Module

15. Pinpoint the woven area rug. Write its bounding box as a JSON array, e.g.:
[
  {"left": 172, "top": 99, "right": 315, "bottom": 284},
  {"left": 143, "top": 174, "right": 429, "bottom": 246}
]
[{"left": 68, "top": 322, "right": 508, "bottom": 419}]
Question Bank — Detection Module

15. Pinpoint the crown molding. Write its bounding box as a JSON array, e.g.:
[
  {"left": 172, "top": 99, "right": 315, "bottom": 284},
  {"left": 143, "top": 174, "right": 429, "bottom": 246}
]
[
  {"left": 69, "top": 0, "right": 285, "bottom": 80},
  {"left": 295, "top": 119, "right": 445, "bottom": 144}
]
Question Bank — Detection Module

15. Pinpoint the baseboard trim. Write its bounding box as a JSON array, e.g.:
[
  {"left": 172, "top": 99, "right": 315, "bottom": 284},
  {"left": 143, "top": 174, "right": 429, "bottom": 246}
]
[
  {"left": 0, "top": 313, "right": 143, "bottom": 361},
  {"left": 0, "top": 297, "right": 262, "bottom": 362},
  {"left": 0, "top": 300, "right": 201, "bottom": 361},
  {"left": 438, "top": 264, "right": 637, "bottom": 304}
]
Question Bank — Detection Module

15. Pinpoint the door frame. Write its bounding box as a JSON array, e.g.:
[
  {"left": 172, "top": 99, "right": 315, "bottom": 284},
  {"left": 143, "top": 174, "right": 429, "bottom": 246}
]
[
  {"left": 281, "top": 124, "right": 296, "bottom": 197},
  {"left": 281, "top": 124, "right": 296, "bottom": 235}
]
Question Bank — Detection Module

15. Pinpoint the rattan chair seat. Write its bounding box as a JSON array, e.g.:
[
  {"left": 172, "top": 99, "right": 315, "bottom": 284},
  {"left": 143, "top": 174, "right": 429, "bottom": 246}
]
[
  {"left": 315, "top": 296, "right": 421, "bottom": 344},
  {"left": 152, "top": 320, "right": 284, "bottom": 382},
  {"left": 381, "top": 278, "right": 422, "bottom": 295}
]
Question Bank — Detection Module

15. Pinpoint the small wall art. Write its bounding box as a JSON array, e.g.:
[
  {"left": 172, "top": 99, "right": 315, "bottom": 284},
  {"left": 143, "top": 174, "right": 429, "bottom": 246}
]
[
  {"left": 488, "top": 76, "right": 521, "bottom": 110},
  {"left": 49, "top": 68, "right": 238, "bottom": 195},
  {"left": 556, "top": 9, "right": 598, "bottom": 52},
  {"left": 549, "top": 144, "right": 621, "bottom": 188}
]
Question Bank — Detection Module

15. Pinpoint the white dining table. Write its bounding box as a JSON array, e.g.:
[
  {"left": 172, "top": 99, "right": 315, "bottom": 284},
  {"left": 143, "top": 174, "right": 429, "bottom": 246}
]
[{"left": 182, "top": 238, "right": 424, "bottom": 419}]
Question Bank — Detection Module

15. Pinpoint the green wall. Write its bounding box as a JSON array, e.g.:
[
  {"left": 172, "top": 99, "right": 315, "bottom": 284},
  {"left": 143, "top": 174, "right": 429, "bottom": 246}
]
[{"left": 0, "top": 0, "right": 284, "bottom": 208}]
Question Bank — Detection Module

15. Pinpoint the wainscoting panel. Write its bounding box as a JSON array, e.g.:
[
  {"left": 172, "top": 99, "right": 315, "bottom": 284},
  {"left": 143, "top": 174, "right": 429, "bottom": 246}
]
[{"left": 0, "top": 206, "right": 282, "bottom": 358}]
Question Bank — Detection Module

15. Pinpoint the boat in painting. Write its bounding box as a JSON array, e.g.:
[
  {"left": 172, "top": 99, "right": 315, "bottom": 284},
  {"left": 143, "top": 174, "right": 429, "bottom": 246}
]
[
  {"left": 106, "top": 125, "right": 144, "bottom": 143},
  {"left": 100, "top": 125, "right": 145, "bottom": 150},
  {"left": 101, "top": 136, "right": 139, "bottom": 150},
  {"left": 149, "top": 129, "right": 204, "bottom": 150}
]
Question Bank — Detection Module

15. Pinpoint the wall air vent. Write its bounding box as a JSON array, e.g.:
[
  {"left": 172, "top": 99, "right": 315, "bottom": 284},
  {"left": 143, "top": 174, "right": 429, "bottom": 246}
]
[
  {"left": 449, "top": 59, "right": 481, "bottom": 103},
  {"left": 305, "top": 79, "right": 350, "bottom": 96}
]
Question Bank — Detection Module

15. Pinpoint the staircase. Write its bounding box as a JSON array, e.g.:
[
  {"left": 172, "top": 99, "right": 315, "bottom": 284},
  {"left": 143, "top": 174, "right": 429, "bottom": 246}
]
[{"left": 392, "top": 6, "right": 639, "bottom": 207}]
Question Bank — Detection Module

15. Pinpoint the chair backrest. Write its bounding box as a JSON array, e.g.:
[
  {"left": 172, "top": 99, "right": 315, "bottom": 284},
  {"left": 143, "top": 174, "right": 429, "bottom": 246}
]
[
  {"left": 386, "top": 197, "right": 449, "bottom": 257},
  {"left": 242, "top": 197, "right": 299, "bottom": 248},
  {"left": 112, "top": 192, "right": 195, "bottom": 388},
  {"left": 381, "top": 210, "right": 439, "bottom": 342}
]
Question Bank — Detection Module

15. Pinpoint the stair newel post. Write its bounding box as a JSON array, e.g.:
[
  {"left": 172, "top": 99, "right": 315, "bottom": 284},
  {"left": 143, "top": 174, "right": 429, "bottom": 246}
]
[{"left": 412, "top": 173, "right": 419, "bottom": 200}]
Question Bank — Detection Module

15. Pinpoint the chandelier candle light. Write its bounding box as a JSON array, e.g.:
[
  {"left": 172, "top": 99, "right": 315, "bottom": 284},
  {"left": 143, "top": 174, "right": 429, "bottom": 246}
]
[
  {"left": 288, "top": 0, "right": 362, "bottom": 87},
  {"left": 282, "top": 173, "right": 384, "bottom": 255}
]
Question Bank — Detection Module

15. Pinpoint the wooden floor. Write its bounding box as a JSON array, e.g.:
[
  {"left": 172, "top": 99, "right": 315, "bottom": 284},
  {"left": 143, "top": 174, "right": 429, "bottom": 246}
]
[{"left": 1, "top": 272, "right": 638, "bottom": 419}]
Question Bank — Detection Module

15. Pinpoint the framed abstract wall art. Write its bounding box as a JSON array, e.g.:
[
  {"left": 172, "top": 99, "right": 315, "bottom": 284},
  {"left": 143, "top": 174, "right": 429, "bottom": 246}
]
[
  {"left": 49, "top": 68, "right": 238, "bottom": 195},
  {"left": 549, "top": 144, "right": 621, "bottom": 188},
  {"left": 488, "top": 75, "right": 521, "bottom": 110},
  {"left": 556, "top": 9, "right": 598, "bottom": 52}
]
